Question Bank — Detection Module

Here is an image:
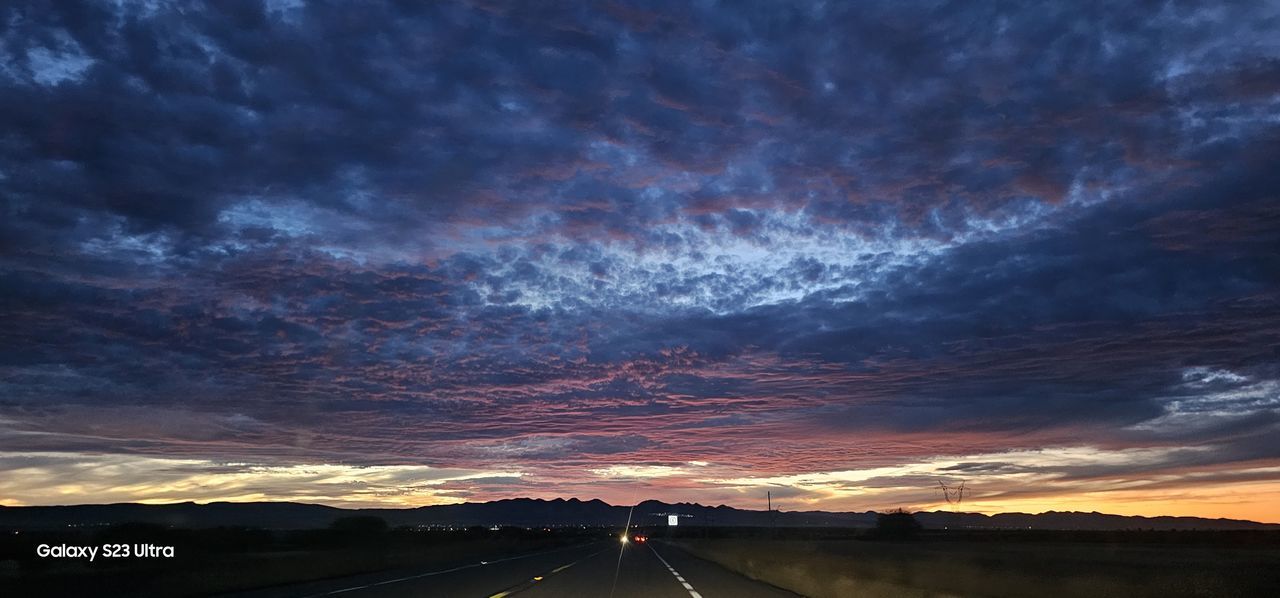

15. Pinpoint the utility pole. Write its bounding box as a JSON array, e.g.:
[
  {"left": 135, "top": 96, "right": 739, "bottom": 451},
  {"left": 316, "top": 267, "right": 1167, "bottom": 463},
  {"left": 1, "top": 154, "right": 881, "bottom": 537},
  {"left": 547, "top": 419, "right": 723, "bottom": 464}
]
[{"left": 767, "top": 490, "right": 778, "bottom": 536}]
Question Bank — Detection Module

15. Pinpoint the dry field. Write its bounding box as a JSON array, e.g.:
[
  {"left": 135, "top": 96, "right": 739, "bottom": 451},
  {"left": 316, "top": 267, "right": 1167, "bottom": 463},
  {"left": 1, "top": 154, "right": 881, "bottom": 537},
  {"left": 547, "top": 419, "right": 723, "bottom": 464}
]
[{"left": 670, "top": 534, "right": 1280, "bottom": 597}]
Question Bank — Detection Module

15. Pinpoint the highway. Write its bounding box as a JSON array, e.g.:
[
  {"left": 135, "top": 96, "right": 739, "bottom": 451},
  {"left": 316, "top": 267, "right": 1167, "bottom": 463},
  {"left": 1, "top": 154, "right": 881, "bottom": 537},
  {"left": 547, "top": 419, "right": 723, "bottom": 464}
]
[{"left": 223, "top": 538, "right": 798, "bottom": 597}]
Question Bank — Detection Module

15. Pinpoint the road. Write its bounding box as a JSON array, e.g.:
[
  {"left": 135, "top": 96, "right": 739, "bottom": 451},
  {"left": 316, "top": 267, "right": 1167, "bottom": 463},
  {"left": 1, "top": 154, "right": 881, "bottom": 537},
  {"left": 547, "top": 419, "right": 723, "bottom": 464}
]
[
  {"left": 510, "top": 539, "right": 797, "bottom": 598},
  {"left": 223, "top": 539, "right": 798, "bottom": 598}
]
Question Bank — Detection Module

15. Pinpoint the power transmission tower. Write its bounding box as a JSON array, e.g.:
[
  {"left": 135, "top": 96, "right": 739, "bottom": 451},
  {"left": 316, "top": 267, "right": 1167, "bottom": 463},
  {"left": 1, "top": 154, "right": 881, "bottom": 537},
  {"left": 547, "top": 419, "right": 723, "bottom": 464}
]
[{"left": 937, "top": 480, "right": 966, "bottom": 511}]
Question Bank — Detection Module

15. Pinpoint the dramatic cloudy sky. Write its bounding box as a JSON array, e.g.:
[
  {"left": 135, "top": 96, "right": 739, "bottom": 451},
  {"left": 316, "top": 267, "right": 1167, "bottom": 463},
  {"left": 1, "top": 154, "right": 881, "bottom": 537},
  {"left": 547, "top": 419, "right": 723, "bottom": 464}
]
[{"left": 2, "top": 1, "right": 1278, "bottom": 521}]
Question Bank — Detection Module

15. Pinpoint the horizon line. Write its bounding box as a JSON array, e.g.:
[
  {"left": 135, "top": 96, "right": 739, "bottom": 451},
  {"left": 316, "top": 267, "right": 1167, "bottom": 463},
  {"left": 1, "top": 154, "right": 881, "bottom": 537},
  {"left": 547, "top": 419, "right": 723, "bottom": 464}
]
[{"left": 4, "top": 497, "right": 1277, "bottom": 526}]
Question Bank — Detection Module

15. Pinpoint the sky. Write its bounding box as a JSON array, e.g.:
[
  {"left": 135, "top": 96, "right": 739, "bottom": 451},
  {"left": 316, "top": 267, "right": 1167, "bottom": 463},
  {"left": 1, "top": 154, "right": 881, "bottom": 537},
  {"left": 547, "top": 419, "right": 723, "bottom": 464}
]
[{"left": 1, "top": 1, "right": 1278, "bottom": 522}]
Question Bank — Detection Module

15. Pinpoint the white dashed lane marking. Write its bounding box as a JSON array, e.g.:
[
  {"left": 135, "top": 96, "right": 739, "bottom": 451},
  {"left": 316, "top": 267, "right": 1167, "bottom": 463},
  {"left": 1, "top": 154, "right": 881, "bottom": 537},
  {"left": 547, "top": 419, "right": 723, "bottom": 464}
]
[
  {"left": 298, "top": 542, "right": 598, "bottom": 597},
  {"left": 648, "top": 543, "right": 704, "bottom": 598}
]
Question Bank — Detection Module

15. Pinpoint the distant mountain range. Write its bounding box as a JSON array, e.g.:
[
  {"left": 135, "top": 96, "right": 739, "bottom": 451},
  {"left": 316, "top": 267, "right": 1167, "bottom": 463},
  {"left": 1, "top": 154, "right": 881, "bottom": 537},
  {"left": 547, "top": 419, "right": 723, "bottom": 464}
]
[{"left": 1, "top": 498, "right": 1275, "bottom": 531}]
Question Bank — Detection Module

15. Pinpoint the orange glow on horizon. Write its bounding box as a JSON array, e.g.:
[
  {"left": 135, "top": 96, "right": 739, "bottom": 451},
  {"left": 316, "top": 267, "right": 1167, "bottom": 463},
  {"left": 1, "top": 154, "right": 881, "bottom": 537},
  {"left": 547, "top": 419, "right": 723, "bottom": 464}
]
[{"left": 939, "top": 482, "right": 1280, "bottom": 524}]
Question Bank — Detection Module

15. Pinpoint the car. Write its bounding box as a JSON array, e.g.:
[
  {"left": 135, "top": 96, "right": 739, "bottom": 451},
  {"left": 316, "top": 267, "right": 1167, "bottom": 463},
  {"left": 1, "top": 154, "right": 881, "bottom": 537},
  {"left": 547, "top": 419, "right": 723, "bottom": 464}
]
[{"left": 633, "top": 534, "right": 647, "bottom": 543}]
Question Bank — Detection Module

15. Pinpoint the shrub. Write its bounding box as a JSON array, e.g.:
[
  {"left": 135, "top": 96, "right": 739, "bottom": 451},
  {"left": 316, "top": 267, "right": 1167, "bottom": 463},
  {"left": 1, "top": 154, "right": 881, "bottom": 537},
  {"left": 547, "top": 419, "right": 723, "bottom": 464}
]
[{"left": 870, "top": 509, "right": 921, "bottom": 540}]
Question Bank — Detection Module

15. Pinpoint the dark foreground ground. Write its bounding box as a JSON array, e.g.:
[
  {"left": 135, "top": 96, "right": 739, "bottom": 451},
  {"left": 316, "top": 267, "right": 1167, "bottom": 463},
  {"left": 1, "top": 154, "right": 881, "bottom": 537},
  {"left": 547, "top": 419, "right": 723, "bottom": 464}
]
[
  {"left": 4, "top": 524, "right": 1278, "bottom": 597},
  {"left": 1, "top": 524, "right": 602, "bottom": 596},
  {"left": 667, "top": 527, "right": 1280, "bottom": 598}
]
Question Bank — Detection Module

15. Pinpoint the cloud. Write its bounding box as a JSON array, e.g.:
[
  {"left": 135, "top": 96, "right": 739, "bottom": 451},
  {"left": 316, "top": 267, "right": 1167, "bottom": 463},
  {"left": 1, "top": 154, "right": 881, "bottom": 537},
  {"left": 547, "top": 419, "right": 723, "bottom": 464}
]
[
  {"left": 1, "top": 0, "right": 1278, "bottom": 518},
  {"left": 0, "top": 451, "right": 519, "bottom": 507}
]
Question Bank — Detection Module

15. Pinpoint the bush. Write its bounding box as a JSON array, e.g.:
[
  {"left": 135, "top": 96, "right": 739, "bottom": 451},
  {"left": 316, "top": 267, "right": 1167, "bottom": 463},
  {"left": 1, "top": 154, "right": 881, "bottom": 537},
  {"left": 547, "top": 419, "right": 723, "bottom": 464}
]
[{"left": 870, "top": 509, "right": 921, "bottom": 540}]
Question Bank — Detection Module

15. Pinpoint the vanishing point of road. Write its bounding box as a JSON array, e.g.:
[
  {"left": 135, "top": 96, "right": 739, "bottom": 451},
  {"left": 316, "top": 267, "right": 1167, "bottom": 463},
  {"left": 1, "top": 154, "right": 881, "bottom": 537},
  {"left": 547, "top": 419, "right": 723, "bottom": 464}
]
[{"left": 222, "top": 539, "right": 798, "bottom": 598}]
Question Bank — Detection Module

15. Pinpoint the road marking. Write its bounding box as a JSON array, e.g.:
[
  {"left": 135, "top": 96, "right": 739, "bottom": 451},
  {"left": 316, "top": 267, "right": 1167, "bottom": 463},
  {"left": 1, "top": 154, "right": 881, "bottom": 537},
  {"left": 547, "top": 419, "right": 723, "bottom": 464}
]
[
  {"left": 648, "top": 543, "right": 704, "bottom": 598},
  {"left": 299, "top": 542, "right": 600, "bottom": 597},
  {"left": 484, "top": 546, "right": 612, "bottom": 598}
]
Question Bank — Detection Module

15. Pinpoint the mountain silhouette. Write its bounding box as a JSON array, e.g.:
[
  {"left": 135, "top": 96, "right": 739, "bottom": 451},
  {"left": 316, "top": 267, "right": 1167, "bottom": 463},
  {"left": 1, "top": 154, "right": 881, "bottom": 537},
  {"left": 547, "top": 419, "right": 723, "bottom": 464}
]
[{"left": 1, "top": 498, "right": 1274, "bottom": 531}]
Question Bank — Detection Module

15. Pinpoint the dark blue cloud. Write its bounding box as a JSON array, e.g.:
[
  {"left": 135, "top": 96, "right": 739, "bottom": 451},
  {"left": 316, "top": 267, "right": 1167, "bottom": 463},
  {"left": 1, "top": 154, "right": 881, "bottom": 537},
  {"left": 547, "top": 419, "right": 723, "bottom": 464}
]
[{"left": 1, "top": 0, "right": 1278, "bottom": 507}]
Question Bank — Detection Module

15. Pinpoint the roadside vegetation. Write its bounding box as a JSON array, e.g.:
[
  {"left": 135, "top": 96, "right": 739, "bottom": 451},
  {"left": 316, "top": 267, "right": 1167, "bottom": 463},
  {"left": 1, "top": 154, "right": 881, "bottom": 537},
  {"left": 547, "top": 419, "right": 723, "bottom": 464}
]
[{"left": 667, "top": 524, "right": 1280, "bottom": 598}]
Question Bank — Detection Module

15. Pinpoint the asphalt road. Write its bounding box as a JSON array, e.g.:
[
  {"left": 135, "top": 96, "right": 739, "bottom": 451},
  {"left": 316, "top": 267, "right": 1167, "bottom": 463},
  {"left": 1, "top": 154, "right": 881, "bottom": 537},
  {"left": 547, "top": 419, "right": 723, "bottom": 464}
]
[
  {"left": 511, "top": 539, "right": 798, "bottom": 598},
  {"left": 223, "top": 539, "right": 798, "bottom": 598}
]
